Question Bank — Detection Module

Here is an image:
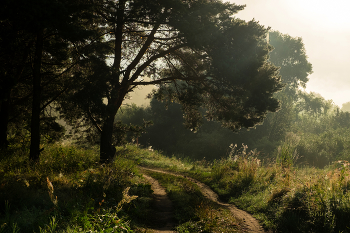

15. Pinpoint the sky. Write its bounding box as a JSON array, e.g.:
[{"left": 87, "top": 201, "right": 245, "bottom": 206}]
[{"left": 229, "top": 0, "right": 350, "bottom": 107}]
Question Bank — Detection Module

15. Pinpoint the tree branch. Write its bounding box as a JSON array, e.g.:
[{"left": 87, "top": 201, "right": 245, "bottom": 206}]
[
  {"left": 132, "top": 77, "right": 174, "bottom": 85},
  {"left": 153, "top": 36, "right": 181, "bottom": 41},
  {"left": 40, "top": 86, "right": 69, "bottom": 112},
  {"left": 86, "top": 108, "right": 102, "bottom": 133},
  {"left": 132, "top": 75, "right": 204, "bottom": 86},
  {"left": 123, "top": 22, "right": 161, "bottom": 83},
  {"left": 129, "top": 44, "right": 186, "bottom": 83}
]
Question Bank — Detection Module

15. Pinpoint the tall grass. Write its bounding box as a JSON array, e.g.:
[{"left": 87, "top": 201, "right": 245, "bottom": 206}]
[
  {"left": 0, "top": 144, "right": 153, "bottom": 233},
  {"left": 210, "top": 153, "right": 350, "bottom": 232}
]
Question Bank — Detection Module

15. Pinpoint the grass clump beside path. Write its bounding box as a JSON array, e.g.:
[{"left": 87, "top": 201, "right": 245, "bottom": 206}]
[{"left": 0, "top": 144, "right": 155, "bottom": 233}]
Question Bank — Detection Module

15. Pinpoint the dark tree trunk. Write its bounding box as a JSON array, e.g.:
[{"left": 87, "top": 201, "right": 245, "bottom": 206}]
[
  {"left": 29, "top": 30, "right": 44, "bottom": 161},
  {"left": 98, "top": 0, "right": 126, "bottom": 163},
  {"left": 100, "top": 115, "right": 116, "bottom": 163},
  {"left": 100, "top": 105, "right": 118, "bottom": 163},
  {"left": 0, "top": 93, "right": 10, "bottom": 149}
]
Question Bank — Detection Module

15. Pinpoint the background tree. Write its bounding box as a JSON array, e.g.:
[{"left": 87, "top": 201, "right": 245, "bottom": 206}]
[
  {"left": 60, "top": 0, "right": 283, "bottom": 162},
  {"left": 248, "top": 30, "right": 313, "bottom": 153},
  {"left": 297, "top": 92, "right": 333, "bottom": 118},
  {"left": 145, "top": 99, "right": 238, "bottom": 160},
  {"left": 341, "top": 102, "right": 350, "bottom": 112},
  {"left": 268, "top": 31, "right": 313, "bottom": 99}
]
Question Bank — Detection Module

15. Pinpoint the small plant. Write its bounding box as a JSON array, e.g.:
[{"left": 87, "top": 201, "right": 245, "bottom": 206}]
[{"left": 39, "top": 216, "right": 58, "bottom": 233}]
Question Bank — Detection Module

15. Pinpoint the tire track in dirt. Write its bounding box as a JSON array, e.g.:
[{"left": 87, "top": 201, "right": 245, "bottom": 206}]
[
  {"left": 142, "top": 174, "right": 175, "bottom": 233},
  {"left": 141, "top": 167, "right": 265, "bottom": 233}
]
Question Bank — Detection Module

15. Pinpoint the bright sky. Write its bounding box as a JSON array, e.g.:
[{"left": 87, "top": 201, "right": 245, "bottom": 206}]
[{"left": 229, "top": 0, "right": 350, "bottom": 107}]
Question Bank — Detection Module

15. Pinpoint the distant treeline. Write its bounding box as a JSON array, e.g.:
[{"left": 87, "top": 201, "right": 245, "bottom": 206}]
[{"left": 115, "top": 93, "right": 350, "bottom": 168}]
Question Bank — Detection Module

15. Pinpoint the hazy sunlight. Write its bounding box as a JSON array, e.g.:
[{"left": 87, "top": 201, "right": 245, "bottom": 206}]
[{"left": 288, "top": 0, "right": 350, "bottom": 30}]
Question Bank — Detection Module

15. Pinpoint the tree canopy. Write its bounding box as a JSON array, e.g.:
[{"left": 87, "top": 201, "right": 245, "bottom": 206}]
[
  {"left": 2, "top": 0, "right": 283, "bottom": 162},
  {"left": 269, "top": 31, "right": 313, "bottom": 98},
  {"left": 341, "top": 102, "right": 350, "bottom": 112},
  {"left": 251, "top": 31, "right": 314, "bottom": 143},
  {"left": 58, "top": 0, "right": 283, "bottom": 162}
]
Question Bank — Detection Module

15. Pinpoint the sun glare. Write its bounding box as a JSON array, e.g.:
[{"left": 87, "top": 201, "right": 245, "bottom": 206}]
[{"left": 289, "top": 0, "right": 350, "bottom": 30}]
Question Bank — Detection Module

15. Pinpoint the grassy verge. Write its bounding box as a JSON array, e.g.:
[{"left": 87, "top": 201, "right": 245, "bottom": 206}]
[{"left": 144, "top": 170, "right": 242, "bottom": 233}]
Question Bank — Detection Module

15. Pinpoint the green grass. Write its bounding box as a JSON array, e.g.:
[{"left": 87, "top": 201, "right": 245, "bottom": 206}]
[
  {"left": 117, "top": 144, "right": 195, "bottom": 171},
  {"left": 0, "top": 144, "right": 154, "bottom": 233},
  {"left": 3, "top": 143, "right": 350, "bottom": 232},
  {"left": 123, "top": 144, "right": 350, "bottom": 233}
]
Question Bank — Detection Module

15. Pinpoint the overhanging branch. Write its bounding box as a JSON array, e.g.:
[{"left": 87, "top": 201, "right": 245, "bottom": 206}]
[
  {"left": 129, "top": 44, "right": 186, "bottom": 83},
  {"left": 131, "top": 77, "right": 174, "bottom": 85},
  {"left": 40, "top": 86, "right": 69, "bottom": 112},
  {"left": 123, "top": 22, "right": 161, "bottom": 82},
  {"left": 132, "top": 75, "right": 204, "bottom": 86},
  {"left": 86, "top": 108, "right": 102, "bottom": 134}
]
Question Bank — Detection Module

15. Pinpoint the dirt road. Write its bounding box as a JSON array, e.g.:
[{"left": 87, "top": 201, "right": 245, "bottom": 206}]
[
  {"left": 141, "top": 167, "right": 265, "bottom": 233},
  {"left": 142, "top": 174, "right": 175, "bottom": 233}
]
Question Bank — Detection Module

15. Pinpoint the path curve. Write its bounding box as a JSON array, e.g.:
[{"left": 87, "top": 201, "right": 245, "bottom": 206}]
[
  {"left": 142, "top": 174, "right": 175, "bottom": 233},
  {"left": 141, "top": 167, "right": 265, "bottom": 233}
]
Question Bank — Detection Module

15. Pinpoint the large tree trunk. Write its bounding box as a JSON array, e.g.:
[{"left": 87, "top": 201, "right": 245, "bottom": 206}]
[
  {"left": 100, "top": 105, "right": 118, "bottom": 163},
  {"left": 0, "top": 93, "right": 10, "bottom": 149},
  {"left": 98, "top": 0, "right": 126, "bottom": 163},
  {"left": 29, "top": 29, "right": 44, "bottom": 161},
  {"left": 100, "top": 115, "right": 116, "bottom": 163}
]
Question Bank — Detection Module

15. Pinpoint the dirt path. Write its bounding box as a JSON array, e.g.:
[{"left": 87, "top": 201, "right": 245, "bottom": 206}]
[
  {"left": 141, "top": 167, "right": 265, "bottom": 233},
  {"left": 142, "top": 174, "right": 176, "bottom": 233}
]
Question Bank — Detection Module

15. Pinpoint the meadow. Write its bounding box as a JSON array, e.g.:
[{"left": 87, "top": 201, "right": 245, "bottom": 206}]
[
  {"left": 1, "top": 143, "right": 350, "bottom": 232},
  {"left": 125, "top": 143, "right": 350, "bottom": 233}
]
